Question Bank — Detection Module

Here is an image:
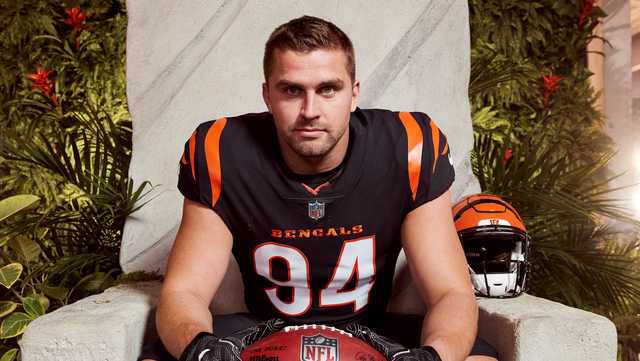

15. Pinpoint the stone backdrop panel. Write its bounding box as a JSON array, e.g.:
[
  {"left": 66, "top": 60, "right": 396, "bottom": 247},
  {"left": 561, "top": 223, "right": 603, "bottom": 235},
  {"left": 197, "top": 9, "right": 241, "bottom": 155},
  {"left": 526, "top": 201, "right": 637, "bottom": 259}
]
[{"left": 122, "top": 0, "right": 479, "bottom": 273}]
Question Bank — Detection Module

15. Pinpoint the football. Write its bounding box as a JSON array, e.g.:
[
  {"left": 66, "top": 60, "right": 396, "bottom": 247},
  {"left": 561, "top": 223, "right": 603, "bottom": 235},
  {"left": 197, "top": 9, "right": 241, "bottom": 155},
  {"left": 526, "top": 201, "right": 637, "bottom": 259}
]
[{"left": 240, "top": 324, "right": 387, "bottom": 361}]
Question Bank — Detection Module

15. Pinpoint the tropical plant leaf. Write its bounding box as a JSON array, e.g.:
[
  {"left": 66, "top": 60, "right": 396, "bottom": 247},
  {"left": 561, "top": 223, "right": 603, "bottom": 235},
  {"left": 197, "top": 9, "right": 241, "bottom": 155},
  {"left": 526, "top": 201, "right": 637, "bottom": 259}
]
[
  {"left": 0, "top": 264, "right": 23, "bottom": 289},
  {"left": 0, "top": 302, "right": 17, "bottom": 318},
  {"left": 36, "top": 295, "right": 50, "bottom": 312},
  {"left": 8, "top": 237, "right": 42, "bottom": 264},
  {"left": 21, "top": 297, "right": 45, "bottom": 319},
  {"left": 74, "top": 269, "right": 117, "bottom": 294},
  {"left": 0, "top": 195, "right": 39, "bottom": 222},
  {"left": 0, "top": 312, "right": 31, "bottom": 339},
  {"left": 41, "top": 286, "right": 68, "bottom": 302},
  {"left": 0, "top": 348, "right": 18, "bottom": 361}
]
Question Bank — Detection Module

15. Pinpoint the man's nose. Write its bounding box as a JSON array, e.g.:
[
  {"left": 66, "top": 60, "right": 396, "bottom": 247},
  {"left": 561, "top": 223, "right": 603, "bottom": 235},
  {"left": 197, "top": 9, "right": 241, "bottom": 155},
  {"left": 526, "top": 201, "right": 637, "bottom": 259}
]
[{"left": 300, "top": 91, "right": 320, "bottom": 119}]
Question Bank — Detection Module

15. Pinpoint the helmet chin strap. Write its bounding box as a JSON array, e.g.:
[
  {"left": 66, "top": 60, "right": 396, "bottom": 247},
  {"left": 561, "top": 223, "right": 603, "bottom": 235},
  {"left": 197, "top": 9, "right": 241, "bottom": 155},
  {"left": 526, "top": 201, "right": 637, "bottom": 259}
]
[{"left": 480, "top": 246, "right": 491, "bottom": 297}]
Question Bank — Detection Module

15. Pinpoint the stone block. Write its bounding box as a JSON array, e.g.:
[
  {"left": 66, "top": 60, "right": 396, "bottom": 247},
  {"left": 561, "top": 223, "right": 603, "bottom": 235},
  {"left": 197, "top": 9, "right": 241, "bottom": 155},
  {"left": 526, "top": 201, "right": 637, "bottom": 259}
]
[
  {"left": 21, "top": 282, "right": 617, "bottom": 361},
  {"left": 21, "top": 282, "right": 161, "bottom": 361},
  {"left": 477, "top": 294, "right": 617, "bottom": 361}
]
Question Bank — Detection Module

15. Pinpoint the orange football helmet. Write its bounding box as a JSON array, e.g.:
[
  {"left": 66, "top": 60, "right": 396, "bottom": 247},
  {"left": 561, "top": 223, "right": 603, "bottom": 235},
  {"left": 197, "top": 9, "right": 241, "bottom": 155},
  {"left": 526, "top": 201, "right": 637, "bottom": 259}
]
[{"left": 452, "top": 194, "right": 529, "bottom": 298}]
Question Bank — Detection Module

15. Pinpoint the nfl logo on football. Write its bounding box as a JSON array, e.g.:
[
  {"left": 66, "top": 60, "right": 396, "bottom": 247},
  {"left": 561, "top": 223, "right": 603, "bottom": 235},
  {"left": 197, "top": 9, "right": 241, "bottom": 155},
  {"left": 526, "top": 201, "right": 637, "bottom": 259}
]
[{"left": 301, "top": 335, "right": 338, "bottom": 361}]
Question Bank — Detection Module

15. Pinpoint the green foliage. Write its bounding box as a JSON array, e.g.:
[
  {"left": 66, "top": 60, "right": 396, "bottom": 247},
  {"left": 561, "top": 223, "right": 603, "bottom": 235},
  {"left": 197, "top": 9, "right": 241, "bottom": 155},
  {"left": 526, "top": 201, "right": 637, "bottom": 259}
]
[
  {"left": 0, "top": 313, "right": 31, "bottom": 339},
  {"left": 0, "top": 0, "right": 156, "bottom": 356},
  {"left": 0, "top": 196, "right": 40, "bottom": 222},
  {"left": 0, "top": 265, "right": 22, "bottom": 290},
  {"left": 0, "top": 348, "right": 18, "bottom": 361},
  {"left": 0, "top": 303, "right": 17, "bottom": 319},
  {"left": 469, "top": 1, "right": 640, "bottom": 359}
]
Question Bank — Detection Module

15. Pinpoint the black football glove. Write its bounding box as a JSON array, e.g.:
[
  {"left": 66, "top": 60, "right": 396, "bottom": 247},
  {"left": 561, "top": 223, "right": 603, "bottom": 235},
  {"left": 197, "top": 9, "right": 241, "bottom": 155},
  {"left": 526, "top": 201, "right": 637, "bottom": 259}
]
[
  {"left": 388, "top": 347, "right": 442, "bottom": 361},
  {"left": 344, "top": 323, "right": 441, "bottom": 361},
  {"left": 179, "top": 318, "right": 285, "bottom": 361}
]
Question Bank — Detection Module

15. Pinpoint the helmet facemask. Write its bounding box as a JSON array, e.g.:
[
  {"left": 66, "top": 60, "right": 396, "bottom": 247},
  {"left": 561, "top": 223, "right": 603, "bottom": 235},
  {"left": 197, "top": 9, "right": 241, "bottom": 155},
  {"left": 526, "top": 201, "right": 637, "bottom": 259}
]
[{"left": 459, "top": 225, "right": 529, "bottom": 298}]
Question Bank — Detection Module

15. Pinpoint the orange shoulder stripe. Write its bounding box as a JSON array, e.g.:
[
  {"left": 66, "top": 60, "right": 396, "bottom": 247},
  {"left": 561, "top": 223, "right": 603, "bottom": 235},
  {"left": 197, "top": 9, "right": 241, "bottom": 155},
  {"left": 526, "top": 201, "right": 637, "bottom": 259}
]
[
  {"left": 441, "top": 142, "right": 449, "bottom": 156},
  {"left": 398, "top": 112, "right": 424, "bottom": 201},
  {"left": 428, "top": 118, "right": 440, "bottom": 173},
  {"left": 188, "top": 130, "right": 197, "bottom": 179},
  {"left": 204, "top": 118, "right": 228, "bottom": 207}
]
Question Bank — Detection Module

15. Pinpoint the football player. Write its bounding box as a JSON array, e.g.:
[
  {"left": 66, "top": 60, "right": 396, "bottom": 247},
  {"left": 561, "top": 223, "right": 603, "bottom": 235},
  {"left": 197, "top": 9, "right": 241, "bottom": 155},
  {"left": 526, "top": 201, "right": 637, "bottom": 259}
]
[{"left": 139, "top": 15, "right": 499, "bottom": 361}]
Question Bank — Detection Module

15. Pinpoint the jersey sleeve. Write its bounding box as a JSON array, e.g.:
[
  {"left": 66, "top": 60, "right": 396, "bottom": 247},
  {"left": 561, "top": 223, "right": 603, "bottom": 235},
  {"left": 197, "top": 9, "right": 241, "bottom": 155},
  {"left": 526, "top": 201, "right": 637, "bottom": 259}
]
[
  {"left": 177, "top": 118, "right": 233, "bottom": 227},
  {"left": 177, "top": 129, "right": 201, "bottom": 203},
  {"left": 399, "top": 111, "right": 455, "bottom": 212}
]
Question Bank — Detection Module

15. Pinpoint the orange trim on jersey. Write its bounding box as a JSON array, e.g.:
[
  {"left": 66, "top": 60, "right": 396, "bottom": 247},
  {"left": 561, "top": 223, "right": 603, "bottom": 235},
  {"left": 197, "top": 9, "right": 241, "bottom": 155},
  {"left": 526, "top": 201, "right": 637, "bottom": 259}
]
[
  {"left": 180, "top": 153, "right": 187, "bottom": 165},
  {"left": 204, "top": 118, "right": 228, "bottom": 207},
  {"left": 188, "top": 131, "right": 197, "bottom": 180},
  {"left": 429, "top": 118, "right": 440, "bottom": 174},
  {"left": 441, "top": 142, "right": 449, "bottom": 156},
  {"left": 301, "top": 181, "right": 331, "bottom": 196},
  {"left": 398, "top": 112, "right": 424, "bottom": 201}
]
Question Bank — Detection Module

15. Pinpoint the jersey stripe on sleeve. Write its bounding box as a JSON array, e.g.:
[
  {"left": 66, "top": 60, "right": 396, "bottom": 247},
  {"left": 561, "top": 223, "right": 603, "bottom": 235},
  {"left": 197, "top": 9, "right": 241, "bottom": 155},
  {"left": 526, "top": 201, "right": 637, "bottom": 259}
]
[
  {"left": 398, "top": 112, "right": 424, "bottom": 202},
  {"left": 428, "top": 118, "right": 441, "bottom": 174},
  {"left": 203, "top": 117, "right": 228, "bottom": 207},
  {"left": 188, "top": 130, "right": 197, "bottom": 180}
]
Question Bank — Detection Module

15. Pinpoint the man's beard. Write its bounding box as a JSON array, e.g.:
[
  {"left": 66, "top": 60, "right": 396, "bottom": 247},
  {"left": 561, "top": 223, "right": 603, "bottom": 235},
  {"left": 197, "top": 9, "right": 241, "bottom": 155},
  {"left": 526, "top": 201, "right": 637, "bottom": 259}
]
[{"left": 284, "top": 125, "right": 347, "bottom": 162}]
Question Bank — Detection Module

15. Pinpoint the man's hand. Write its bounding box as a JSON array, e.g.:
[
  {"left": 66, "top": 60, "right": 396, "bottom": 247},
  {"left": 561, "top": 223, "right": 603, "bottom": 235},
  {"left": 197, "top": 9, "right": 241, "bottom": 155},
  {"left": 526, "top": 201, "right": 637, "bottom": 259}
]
[
  {"left": 179, "top": 318, "right": 285, "bottom": 361},
  {"left": 344, "top": 323, "right": 441, "bottom": 361}
]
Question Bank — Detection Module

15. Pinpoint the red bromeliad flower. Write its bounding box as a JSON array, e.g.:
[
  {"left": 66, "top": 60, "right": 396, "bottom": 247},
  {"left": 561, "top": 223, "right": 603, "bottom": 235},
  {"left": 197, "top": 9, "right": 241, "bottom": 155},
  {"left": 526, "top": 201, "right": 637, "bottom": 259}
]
[
  {"left": 63, "top": 7, "right": 87, "bottom": 31},
  {"left": 578, "top": 0, "right": 595, "bottom": 30},
  {"left": 26, "top": 67, "right": 57, "bottom": 105},
  {"left": 64, "top": 7, "right": 88, "bottom": 50},
  {"left": 503, "top": 148, "right": 513, "bottom": 164},
  {"left": 542, "top": 74, "right": 563, "bottom": 106}
]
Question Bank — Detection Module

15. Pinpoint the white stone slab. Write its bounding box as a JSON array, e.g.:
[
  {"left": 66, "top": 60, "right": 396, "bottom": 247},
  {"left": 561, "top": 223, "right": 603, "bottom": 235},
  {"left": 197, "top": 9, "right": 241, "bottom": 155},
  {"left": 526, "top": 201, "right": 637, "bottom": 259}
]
[
  {"left": 21, "top": 282, "right": 616, "bottom": 361},
  {"left": 121, "top": 0, "right": 480, "bottom": 274},
  {"left": 21, "top": 282, "right": 161, "bottom": 361},
  {"left": 477, "top": 294, "right": 617, "bottom": 361}
]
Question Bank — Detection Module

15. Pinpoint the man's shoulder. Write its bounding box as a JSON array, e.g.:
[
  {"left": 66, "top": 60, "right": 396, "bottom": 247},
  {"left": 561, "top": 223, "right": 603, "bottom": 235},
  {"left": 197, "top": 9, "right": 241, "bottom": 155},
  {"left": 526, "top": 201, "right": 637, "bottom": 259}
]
[
  {"left": 185, "top": 111, "right": 274, "bottom": 166},
  {"left": 357, "top": 108, "right": 432, "bottom": 126},
  {"left": 189, "top": 111, "right": 274, "bottom": 150},
  {"left": 356, "top": 108, "right": 436, "bottom": 142},
  {"left": 192, "top": 111, "right": 272, "bottom": 132}
]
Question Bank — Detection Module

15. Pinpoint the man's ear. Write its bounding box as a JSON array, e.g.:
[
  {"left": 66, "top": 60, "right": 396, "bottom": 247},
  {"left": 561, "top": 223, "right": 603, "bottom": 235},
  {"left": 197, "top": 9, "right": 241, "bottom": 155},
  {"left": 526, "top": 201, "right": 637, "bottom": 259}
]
[
  {"left": 262, "top": 82, "right": 272, "bottom": 113},
  {"left": 350, "top": 80, "right": 360, "bottom": 112}
]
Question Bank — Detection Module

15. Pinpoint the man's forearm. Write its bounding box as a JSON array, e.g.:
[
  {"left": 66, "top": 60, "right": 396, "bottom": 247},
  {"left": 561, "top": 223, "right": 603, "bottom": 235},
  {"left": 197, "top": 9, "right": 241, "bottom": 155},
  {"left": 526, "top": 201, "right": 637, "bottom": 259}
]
[
  {"left": 421, "top": 290, "right": 478, "bottom": 361},
  {"left": 156, "top": 289, "right": 214, "bottom": 359}
]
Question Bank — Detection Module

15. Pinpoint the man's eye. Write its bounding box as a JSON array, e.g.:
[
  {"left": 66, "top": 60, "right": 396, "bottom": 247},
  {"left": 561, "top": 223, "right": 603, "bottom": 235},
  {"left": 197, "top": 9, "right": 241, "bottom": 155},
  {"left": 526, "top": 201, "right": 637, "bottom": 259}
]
[
  {"left": 286, "top": 87, "right": 300, "bottom": 96},
  {"left": 320, "top": 87, "right": 336, "bottom": 96}
]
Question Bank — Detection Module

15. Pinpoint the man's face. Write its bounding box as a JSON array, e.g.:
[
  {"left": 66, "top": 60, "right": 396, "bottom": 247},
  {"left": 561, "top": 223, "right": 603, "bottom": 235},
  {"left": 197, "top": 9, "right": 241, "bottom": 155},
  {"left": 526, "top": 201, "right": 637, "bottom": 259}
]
[{"left": 262, "top": 48, "right": 359, "bottom": 169}]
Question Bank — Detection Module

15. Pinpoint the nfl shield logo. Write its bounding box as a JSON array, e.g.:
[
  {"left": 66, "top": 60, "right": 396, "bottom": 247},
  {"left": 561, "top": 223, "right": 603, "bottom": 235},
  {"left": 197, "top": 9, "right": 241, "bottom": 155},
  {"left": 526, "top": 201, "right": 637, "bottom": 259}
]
[
  {"left": 308, "top": 200, "right": 325, "bottom": 220},
  {"left": 301, "top": 334, "right": 338, "bottom": 361}
]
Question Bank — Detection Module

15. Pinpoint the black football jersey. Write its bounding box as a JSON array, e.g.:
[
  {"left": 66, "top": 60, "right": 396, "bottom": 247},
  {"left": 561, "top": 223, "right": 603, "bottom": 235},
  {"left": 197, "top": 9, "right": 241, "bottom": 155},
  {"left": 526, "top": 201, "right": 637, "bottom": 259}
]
[{"left": 177, "top": 108, "right": 454, "bottom": 326}]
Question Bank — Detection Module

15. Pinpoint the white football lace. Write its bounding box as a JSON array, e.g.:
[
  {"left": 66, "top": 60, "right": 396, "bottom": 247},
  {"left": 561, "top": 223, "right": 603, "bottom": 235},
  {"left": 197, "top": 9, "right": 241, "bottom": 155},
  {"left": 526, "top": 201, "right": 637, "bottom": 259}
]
[
  {"left": 391, "top": 349, "right": 411, "bottom": 361},
  {"left": 198, "top": 349, "right": 210, "bottom": 361},
  {"left": 284, "top": 324, "right": 352, "bottom": 337}
]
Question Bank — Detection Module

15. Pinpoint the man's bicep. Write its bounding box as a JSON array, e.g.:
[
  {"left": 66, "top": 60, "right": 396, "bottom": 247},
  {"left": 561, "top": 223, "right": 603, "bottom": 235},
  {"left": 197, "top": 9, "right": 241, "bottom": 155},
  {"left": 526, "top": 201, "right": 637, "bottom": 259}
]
[
  {"left": 162, "top": 198, "right": 233, "bottom": 305},
  {"left": 401, "top": 190, "right": 473, "bottom": 305}
]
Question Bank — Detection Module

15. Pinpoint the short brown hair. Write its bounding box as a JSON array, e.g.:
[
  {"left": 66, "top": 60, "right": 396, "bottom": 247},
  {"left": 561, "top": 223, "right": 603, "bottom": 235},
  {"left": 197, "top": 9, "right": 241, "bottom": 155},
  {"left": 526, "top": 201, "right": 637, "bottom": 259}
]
[{"left": 263, "top": 15, "right": 356, "bottom": 82}]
